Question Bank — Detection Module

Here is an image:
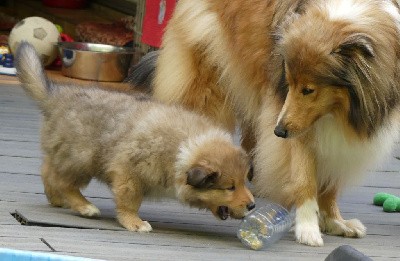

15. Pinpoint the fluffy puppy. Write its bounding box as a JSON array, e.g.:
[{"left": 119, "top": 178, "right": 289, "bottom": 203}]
[
  {"left": 15, "top": 42, "right": 255, "bottom": 232},
  {"left": 129, "top": 0, "right": 400, "bottom": 245}
]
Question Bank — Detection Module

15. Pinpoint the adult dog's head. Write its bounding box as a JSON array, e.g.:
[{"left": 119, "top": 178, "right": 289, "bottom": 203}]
[
  {"left": 175, "top": 130, "right": 255, "bottom": 220},
  {"left": 274, "top": 0, "right": 400, "bottom": 139}
]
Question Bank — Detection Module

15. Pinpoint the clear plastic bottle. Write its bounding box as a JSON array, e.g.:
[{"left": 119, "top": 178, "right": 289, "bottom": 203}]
[{"left": 237, "top": 202, "right": 293, "bottom": 250}]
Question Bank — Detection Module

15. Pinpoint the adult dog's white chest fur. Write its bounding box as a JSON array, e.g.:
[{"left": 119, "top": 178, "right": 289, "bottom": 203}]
[{"left": 313, "top": 115, "right": 399, "bottom": 190}]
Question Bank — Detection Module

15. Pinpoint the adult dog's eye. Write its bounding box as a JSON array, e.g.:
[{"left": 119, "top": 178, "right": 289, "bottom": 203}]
[
  {"left": 227, "top": 185, "right": 236, "bottom": 191},
  {"left": 301, "top": 88, "right": 314, "bottom": 95}
]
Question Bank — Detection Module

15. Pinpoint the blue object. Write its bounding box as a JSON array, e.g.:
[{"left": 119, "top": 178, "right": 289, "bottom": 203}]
[
  {"left": 0, "top": 248, "right": 103, "bottom": 261},
  {"left": 0, "top": 53, "right": 16, "bottom": 75},
  {"left": 3, "top": 62, "right": 14, "bottom": 68},
  {"left": 3, "top": 53, "right": 14, "bottom": 68},
  {"left": 237, "top": 202, "right": 293, "bottom": 250}
]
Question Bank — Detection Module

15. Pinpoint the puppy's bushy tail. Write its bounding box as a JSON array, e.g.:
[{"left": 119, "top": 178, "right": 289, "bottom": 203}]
[{"left": 15, "top": 41, "right": 51, "bottom": 105}]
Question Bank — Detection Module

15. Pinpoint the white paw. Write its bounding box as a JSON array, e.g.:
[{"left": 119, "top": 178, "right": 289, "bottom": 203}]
[
  {"left": 295, "top": 198, "right": 324, "bottom": 246},
  {"left": 124, "top": 220, "right": 153, "bottom": 232},
  {"left": 137, "top": 221, "right": 153, "bottom": 232},
  {"left": 80, "top": 205, "right": 101, "bottom": 217},
  {"left": 295, "top": 222, "right": 324, "bottom": 246},
  {"left": 322, "top": 218, "right": 366, "bottom": 238}
]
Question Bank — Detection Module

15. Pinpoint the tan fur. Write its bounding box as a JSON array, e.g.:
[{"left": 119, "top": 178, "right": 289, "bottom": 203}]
[
  {"left": 15, "top": 42, "right": 255, "bottom": 232},
  {"left": 152, "top": 0, "right": 400, "bottom": 245}
]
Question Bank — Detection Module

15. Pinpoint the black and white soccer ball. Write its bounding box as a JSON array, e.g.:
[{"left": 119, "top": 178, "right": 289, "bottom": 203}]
[{"left": 9, "top": 16, "right": 60, "bottom": 66}]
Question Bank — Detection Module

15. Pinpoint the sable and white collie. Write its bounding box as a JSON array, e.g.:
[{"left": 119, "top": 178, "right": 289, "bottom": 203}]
[{"left": 128, "top": 0, "right": 400, "bottom": 246}]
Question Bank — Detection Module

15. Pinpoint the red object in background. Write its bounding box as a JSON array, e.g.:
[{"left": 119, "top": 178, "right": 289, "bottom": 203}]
[
  {"left": 60, "top": 33, "right": 74, "bottom": 43},
  {"left": 142, "top": 0, "right": 176, "bottom": 48},
  {"left": 42, "top": 0, "right": 88, "bottom": 9}
]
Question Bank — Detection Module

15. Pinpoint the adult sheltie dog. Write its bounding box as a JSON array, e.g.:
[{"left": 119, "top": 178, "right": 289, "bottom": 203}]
[{"left": 129, "top": 0, "right": 400, "bottom": 246}]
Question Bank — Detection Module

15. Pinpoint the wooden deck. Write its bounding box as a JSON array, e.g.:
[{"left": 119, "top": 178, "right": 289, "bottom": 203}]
[{"left": 0, "top": 82, "right": 399, "bottom": 260}]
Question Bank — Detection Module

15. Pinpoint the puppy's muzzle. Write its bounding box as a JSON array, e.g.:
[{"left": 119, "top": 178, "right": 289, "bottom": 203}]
[{"left": 247, "top": 202, "right": 256, "bottom": 211}]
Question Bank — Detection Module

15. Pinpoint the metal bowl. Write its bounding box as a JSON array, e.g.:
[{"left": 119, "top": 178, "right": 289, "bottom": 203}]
[{"left": 57, "top": 42, "right": 135, "bottom": 82}]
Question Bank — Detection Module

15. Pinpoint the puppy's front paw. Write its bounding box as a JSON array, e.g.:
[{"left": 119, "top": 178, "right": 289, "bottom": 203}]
[
  {"left": 137, "top": 221, "right": 153, "bottom": 232},
  {"left": 123, "top": 220, "right": 153, "bottom": 232},
  {"left": 295, "top": 223, "right": 324, "bottom": 246},
  {"left": 117, "top": 212, "right": 153, "bottom": 232},
  {"left": 321, "top": 218, "right": 366, "bottom": 238},
  {"left": 78, "top": 204, "right": 101, "bottom": 217}
]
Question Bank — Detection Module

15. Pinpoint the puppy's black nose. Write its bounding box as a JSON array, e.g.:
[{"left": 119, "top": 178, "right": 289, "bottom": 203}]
[
  {"left": 247, "top": 202, "right": 256, "bottom": 211},
  {"left": 274, "top": 124, "right": 288, "bottom": 138}
]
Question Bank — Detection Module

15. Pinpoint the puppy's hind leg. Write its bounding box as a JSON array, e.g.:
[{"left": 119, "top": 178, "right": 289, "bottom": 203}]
[
  {"left": 318, "top": 186, "right": 366, "bottom": 238},
  {"left": 110, "top": 169, "right": 152, "bottom": 232},
  {"left": 42, "top": 156, "right": 100, "bottom": 217},
  {"left": 61, "top": 184, "right": 101, "bottom": 218},
  {"left": 41, "top": 156, "right": 64, "bottom": 207}
]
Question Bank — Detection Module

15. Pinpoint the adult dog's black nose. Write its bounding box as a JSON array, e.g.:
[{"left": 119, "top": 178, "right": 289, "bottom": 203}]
[
  {"left": 247, "top": 202, "right": 256, "bottom": 211},
  {"left": 274, "top": 124, "right": 288, "bottom": 138}
]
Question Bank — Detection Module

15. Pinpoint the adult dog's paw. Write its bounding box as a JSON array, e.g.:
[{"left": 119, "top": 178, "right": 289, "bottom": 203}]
[
  {"left": 295, "top": 198, "right": 323, "bottom": 246},
  {"left": 295, "top": 222, "right": 324, "bottom": 246},
  {"left": 321, "top": 218, "right": 366, "bottom": 238}
]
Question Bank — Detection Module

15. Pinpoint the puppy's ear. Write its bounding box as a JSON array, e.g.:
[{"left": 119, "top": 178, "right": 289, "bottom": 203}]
[
  {"left": 186, "top": 167, "right": 219, "bottom": 189},
  {"left": 332, "top": 33, "right": 374, "bottom": 58}
]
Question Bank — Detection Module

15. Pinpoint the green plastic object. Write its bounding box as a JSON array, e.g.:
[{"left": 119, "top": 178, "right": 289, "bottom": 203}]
[
  {"left": 373, "top": 193, "right": 400, "bottom": 212},
  {"left": 373, "top": 192, "right": 393, "bottom": 206},
  {"left": 382, "top": 197, "right": 400, "bottom": 212}
]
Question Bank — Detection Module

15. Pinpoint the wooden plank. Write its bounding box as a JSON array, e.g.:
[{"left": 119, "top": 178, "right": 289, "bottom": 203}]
[
  {"left": 0, "top": 190, "right": 47, "bottom": 204},
  {"left": 2, "top": 204, "right": 398, "bottom": 260},
  {"left": 0, "top": 140, "right": 41, "bottom": 158},
  {"left": 0, "top": 237, "right": 52, "bottom": 253},
  {"left": 3, "top": 225, "right": 396, "bottom": 261},
  {"left": 0, "top": 74, "right": 19, "bottom": 85},
  {"left": 340, "top": 186, "right": 399, "bottom": 204},
  {"left": 0, "top": 214, "right": 21, "bottom": 225},
  {"left": 362, "top": 172, "right": 400, "bottom": 189},
  {"left": 0, "top": 133, "right": 40, "bottom": 143},
  {"left": 0, "top": 156, "right": 41, "bottom": 175},
  {"left": 12, "top": 206, "right": 124, "bottom": 231}
]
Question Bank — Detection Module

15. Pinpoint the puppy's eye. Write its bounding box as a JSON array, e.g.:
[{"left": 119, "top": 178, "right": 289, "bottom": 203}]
[
  {"left": 227, "top": 185, "right": 236, "bottom": 191},
  {"left": 301, "top": 88, "right": 314, "bottom": 95}
]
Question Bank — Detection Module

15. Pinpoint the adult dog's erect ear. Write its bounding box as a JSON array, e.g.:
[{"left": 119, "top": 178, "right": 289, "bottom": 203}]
[
  {"left": 332, "top": 33, "right": 375, "bottom": 58},
  {"left": 186, "top": 167, "right": 219, "bottom": 189}
]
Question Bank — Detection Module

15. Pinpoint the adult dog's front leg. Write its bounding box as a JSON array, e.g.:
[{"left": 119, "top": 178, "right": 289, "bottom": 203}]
[
  {"left": 291, "top": 140, "right": 323, "bottom": 246},
  {"left": 318, "top": 187, "right": 366, "bottom": 238}
]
